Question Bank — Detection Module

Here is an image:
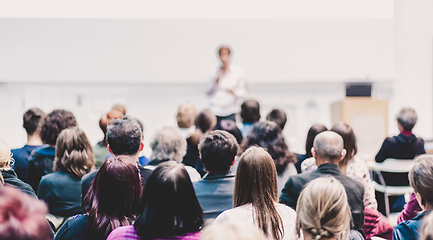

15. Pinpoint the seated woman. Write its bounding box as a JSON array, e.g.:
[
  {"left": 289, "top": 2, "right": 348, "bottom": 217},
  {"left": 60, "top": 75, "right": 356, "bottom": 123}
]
[
  {"left": 215, "top": 146, "right": 297, "bottom": 240},
  {"left": 301, "top": 122, "right": 377, "bottom": 210},
  {"left": 0, "top": 139, "right": 35, "bottom": 197},
  {"left": 294, "top": 124, "right": 327, "bottom": 173},
  {"left": 55, "top": 155, "right": 142, "bottom": 240},
  {"left": 38, "top": 127, "right": 94, "bottom": 218},
  {"left": 240, "top": 121, "right": 297, "bottom": 195},
  {"left": 393, "top": 154, "right": 433, "bottom": 240},
  {"left": 107, "top": 161, "right": 204, "bottom": 240},
  {"left": 296, "top": 176, "right": 353, "bottom": 240}
]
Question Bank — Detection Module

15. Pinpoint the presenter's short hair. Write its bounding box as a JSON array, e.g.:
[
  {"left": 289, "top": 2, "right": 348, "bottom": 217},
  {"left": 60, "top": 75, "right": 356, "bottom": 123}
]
[{"left": 218, "top": 46, "right": 231, "bottom": 56}]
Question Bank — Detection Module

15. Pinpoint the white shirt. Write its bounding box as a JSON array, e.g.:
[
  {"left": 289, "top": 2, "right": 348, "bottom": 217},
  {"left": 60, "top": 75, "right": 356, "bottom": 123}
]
[
  {"left": 143, "top": 164, "right": 202, "bottom": 182},
  {"left": 215, "top": 203, "right": 298, "bottom": 240},
  {"left": 207, "top": 64, "right": 246, "bottom": 116}
]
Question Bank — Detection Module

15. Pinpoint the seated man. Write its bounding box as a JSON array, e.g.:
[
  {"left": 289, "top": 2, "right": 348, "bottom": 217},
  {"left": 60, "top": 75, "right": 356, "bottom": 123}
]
[
  {"left": 81, "top": 117, "right": 150, "bottom": 199},
  {"left": 239, "top": 99, "right": 260, "bottom": 139},
  {"left": 280, "top": 131, "right": 364, "bottom": 233},
  {"left": 193, "top": 130, "right": 239, "bottom": 219}
]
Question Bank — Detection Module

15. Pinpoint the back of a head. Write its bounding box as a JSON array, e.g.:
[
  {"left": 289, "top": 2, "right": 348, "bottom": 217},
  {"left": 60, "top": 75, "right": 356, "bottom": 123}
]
[
  {"left": 112, "top": 104, "right": 126, "bottom": 115},
  {"left": 214, "top": 120, "right": 243, "bottom": 144},
  {"left": 0, "top": 140, "right": 12, "bottom": 171},
  {"left": 23, "top": 108, "right": 46, "bottom": 136},
  {"left": 396, "top": 108, "right": 418, "bottom": 131},
  {"left": 235, "top": 147, "right": 282, "bottom": 240},
  {"left": 330, "top": 122, "right": 357, "bottom": 168},
  {"left": 177, "top": 102, "right": 197, "bottom": 128},
  {"left": 195, "top": 110, "right": 217, "bottom": 133},
  {"left": 107, "top": 117, "right": 142, "bottom": 156},
  {"left": 296, "top": 176, "right": 351, "bottom": 240},
  {"left": 40, "top": 109, "right": 77, "bottom": 146},
  {"left": 135, "top": 161, "right": 203, "bottom": 239},
  {"left": 305, "top": 124, "right": 328, "bottom": 158},
  {"left": 85, "top": 155, "right": 142, "bottom": 239},
  {"left": 241, "top": 121, "right": 296, "bottom": 174},
  {"left": 409, "top": 154, "right": 433, "bottom": 209},
  {"left": 0, "top": 186, "right": 53, "bottom": 240},
  {"left": 99, "top": 109, "right": 124, "bottom": 134},
  {"left": 202, "top": 221, "right": 267, "bottom": 240},
  {"left": 240, "top": 100, "right": 261, "bottom": 124},
  {"left": 313, "top": 131, "right": 344, "bottom": 162},
  {"left": 420, "top": 211, "right": 433, "bottom": 240},
  {"left": 266, "top": 109, "right": 287, "bottom": 130},
  {"left": 150, "top": 127, "right": 187, "bottom": 162},
  {"left": 54, "top": 127, "right": 95, "bottom": 179},
  {"left": 199, "top": 130, "right": 239, "bottom": 174}
]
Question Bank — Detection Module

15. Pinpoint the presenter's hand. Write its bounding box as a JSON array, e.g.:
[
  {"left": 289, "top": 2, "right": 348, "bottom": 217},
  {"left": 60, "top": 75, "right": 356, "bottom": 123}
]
[
  {"left": 216, "top": 69, "right": 225, "bottom": 83},
  {"left": 227, "top": 89, "right": 234, "bottom": 95}
]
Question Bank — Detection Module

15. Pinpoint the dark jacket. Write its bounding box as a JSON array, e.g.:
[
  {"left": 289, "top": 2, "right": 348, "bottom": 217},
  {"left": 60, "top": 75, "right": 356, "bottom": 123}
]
[
  {"left": 38, "top": 171, "right": 83, "bottom": 217},
  {"left": 279, "top": 163, "right": 365, "bottom": 233},
  {"left": 2, "top": 169, "right": 36, "bottom": 198},
  {"left": 193, "top": 172, "right": 235, "bottom": 219},
  {"left": 27, "top": 146, "right": 56, "bottom": 193},
  {"left": 393, "top": 211, "right": 427, "bottom": 240},
  {"left": 55, "top": 214, "right": 93, "bottom": 240},
  {"left": 11, "top": 144, "right": 44, "bottom": 182}
]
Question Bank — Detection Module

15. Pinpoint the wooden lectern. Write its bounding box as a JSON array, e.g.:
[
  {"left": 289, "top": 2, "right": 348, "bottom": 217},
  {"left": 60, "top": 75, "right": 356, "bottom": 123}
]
[{"left": 331, "top": 97, "right": 388, "bottom": 161}]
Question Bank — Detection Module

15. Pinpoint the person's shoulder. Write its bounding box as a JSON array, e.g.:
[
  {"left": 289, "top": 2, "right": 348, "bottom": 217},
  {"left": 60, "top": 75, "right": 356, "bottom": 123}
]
[
  {"left": 394, "top": 217, "right": 422, "bottom": 239},
  {"left": 275, "top": 203, "right": 297, "bottom": 216},
  {"left": 107, "top": 225, "right": 139, "bottom": 240}
]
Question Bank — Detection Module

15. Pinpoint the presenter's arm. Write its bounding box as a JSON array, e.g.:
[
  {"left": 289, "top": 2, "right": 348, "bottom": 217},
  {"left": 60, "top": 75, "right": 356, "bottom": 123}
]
[{"left": 206, "top": 69, "right": 223, "bottom": 95}]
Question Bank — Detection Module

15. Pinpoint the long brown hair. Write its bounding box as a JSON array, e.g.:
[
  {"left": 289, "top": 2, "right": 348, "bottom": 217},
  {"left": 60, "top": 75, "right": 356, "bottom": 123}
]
[
  {"left": 54, "top": 127, "right": 94, "bottom": 179},
  {"left": 234, "top": 146, "right": 283, "bottom": 240},
  {"left": 330, "top": 122, "right": 357, "bottom": 173}
]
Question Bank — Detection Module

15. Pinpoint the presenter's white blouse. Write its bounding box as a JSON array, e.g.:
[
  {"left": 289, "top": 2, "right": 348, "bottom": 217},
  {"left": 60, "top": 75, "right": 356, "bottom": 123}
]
[{"left": 215, "top": 203, "right": 298, "bottom": 240}]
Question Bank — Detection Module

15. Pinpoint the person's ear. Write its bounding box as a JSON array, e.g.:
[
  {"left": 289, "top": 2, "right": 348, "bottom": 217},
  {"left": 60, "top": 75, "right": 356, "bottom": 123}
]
[
  {"left": 107, "top": 145, "right": 113, "bottom": 154},
  {"left": 231, "top": 156, "right": 236, "bottom": 167},
  {"left": 339, "top": 149, "right": 347, "bottom": 162},
  {"left": 311, "top": 147, "right": 316, "bottom": 158},
  {"left": 138, "top": 141, "right": 144, "bottom": 152}
]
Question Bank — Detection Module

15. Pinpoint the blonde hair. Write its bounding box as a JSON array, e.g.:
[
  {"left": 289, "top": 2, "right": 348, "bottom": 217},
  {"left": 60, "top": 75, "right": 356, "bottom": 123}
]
[
  {"left": 296, "top": 176, "right": 351, "bottom": 240},
  {"left": 202, "top": 221, "right": 267, "bottom": 240},
  {"left": 176, "top": 102, "right": 197, "bottom": 128},
  {"left": 420, "top": 211, "right": 433, "bottom": 240},
  {"left": 0, "top": 140, "right": 12, "bottom": 170}
]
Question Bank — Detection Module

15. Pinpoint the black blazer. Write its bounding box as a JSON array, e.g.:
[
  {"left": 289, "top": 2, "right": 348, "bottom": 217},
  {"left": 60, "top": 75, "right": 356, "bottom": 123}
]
[{"left": 279, "top": 163, "right": 365, "bottom": 232}]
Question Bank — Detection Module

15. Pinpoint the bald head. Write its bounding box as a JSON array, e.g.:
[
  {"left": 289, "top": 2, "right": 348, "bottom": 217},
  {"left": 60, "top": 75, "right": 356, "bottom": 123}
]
[{"left": 313, "top": 131, "right": 345, "bottom": 163}]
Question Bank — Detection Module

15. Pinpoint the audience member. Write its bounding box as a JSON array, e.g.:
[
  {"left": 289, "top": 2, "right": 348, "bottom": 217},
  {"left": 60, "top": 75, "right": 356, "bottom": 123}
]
[
  {"left": 27, "top": 109, "right": 77, "bottom": 193},
  {"left": 183, "top": 109, "right": 216, "bottom": 174},
  {"left": 202, "top": 221, "right": 267, "bottom": 240},
  {"left": 93, "top": 108, "right": 123, "bottom": 169},
  {"left": 107, "top": 161, "right": 203, "bottom": 240},
  {"left": 375, "top": 108, "right": 425, "bottom": 215},
  {"left": 393, "top": 154, "right": 433, "bottom": 240},
  {"left": 81, "top": 117, "right": 148, "bottom": 200},
  {"left": 37, "top": 127, "right": 94, "bottom": 218},
  {"left": 397, "top": 192, "right": 423, "bottom": 224},
  {"left": 11, "top": 108, "right": 46, "bottom": 182},
  {"left": 176, "top": 101, "right": 197, "bottom": 139},
  {"left": 420, "top": 211, "right": 433, "bottom": 240},
  {"left": 266, "top": 108, "right": 287, "bottom": 130},
  {"left": 207, "top": 46, "right": 246, "bottom": 123},
  {"left": 0, "top": 139, "right": 36, "bottom": 197},
  {"left": 0, "top": 186, "right": 53, "bottom": 240},
  {"left": 239, "top": 99, "right": 260, "bottom": 138},
  {"left": 215, "top": 147, "right": 297, "bottom": 240},
  {"left": 193, "top": 130, "right": 239, "bottom": 219},
  {"left": 145, "top": 126, "right": 201, "bottom": 182},
  {"left": 214, "top": 119, "right": 243, "bottom": 144},
  {"left": 240, "top": 121, "right": 297, "bottom": 195},
  {"left": 296, "top": 176, "right": 352, "bottom": 240},
  {"left": 112, "top": 104, "right": 126, "bottom": 115},
  {"left": 301, "top": 122, "right": 377, "bottom": 209},
  {"left": 280, "top": 131, "right": 365, "bottom": 233},
  {"left": 55, "top": 156, "right": 141, "bottom": 240},
  {"left": 294, "top": 124, "right": 327, "bottom": 173}
]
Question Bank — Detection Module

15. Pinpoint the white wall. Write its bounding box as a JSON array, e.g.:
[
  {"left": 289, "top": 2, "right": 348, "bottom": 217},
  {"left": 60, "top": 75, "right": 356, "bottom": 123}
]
[{"left": 0, "top": 19, "right": 395, "bottom": 83}]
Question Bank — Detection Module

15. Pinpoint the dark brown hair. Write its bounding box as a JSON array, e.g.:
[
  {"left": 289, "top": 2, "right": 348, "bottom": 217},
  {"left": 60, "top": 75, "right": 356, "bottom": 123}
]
[
  {"left": 40, "top": 109, "right": 77, "bottom": 145},
  {"left": 330, "top": 122, "right": 357, "bottom": 169},
  {"left": 54, "top": 127, "right": 94, "bottom": 179},
  {"left": 240, "top": 121, "right": 296, "bottom": 174},
  {"left": 195, "top": 109, "right": 216, "bottom": 133},
  {"left": 0, "top": 186, "right": 52, "bottom": 240},
  {"left": 305, "top": 124, "right": 328, "bottom": 158},
  {"left": 84, "top": 156, "right": 142, "bottom": 239},
  {"left": 266, "top": 109, "right": 287, "bottom": 130},
  {"left": 235, "top": 147, "right": 283, "bottom": 240},
  {"left": 240, "top": 99, "right": 260, "bottom": 124},
  {"left": 135, "top": 161, "right": 204, "bottom": 238},
  {"left": 23, "top": 108, "right": 46, "bottom": 136}
]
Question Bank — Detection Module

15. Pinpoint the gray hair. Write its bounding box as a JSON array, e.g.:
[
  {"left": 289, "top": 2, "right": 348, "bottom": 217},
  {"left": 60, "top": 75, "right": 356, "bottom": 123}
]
[
  {"left": 313, "top": 131, "right": 344, "bottom": 160},
  {"left": 150, "top": 127, "right": 187, "bottom": 162},
  {"left": 396, "top": 108, "right": 418, "bottom": 131}
]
